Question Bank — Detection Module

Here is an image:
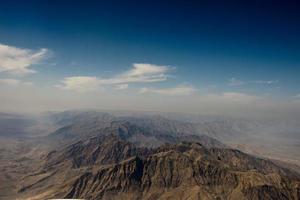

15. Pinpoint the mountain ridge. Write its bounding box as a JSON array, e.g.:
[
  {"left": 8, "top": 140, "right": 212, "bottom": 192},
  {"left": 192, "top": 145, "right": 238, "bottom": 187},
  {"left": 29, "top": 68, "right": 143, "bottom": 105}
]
[{"left": 18, "top": 134, "right": 300, "bottom": 200}]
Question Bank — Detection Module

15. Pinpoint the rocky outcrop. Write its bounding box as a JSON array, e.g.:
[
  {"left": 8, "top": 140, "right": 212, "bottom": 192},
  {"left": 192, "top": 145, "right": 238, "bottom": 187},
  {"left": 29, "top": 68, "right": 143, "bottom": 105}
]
[{"left": 19, "top": 135, "right": 300, "bottom": 200}]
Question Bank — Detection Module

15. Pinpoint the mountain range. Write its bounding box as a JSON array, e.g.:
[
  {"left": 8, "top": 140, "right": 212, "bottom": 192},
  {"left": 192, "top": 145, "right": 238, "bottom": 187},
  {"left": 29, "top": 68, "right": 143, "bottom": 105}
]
[{"left": 0, "top": 110, "right": 299, "bottom": 199}]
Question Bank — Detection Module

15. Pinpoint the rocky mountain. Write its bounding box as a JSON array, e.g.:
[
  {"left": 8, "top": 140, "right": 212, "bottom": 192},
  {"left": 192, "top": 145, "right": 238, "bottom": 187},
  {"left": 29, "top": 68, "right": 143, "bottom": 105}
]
[
  {"left": 44, "top": 134, "right": 152, "bottom": 169},
  {"left": 18, "top": 134, "right": 300, "bottom": 200},
  {"left": 45, "top": 110, "right": 115, "bottom": 127},
  {"left": 1, "top": 110, "right": 300, "bottom": 199}
]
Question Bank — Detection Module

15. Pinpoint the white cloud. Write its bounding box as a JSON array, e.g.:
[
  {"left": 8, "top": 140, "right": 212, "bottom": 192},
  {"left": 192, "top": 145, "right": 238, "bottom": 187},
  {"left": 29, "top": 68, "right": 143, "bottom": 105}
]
[
  {"left": 295, "top": 94, "right": 300, "bottom": 98},
  {"left": 57, "top": 63, "right": 172, "bottom": 92},
  {"left": 229, "top": 77, "right": 279, "bottom": 86},
  {"left": 0, "top": 43, "right": 49, "bottom": 75},
  {"left": 102, "top": 63, "right": 171, "bottom": 84},
  {"left": 139, "top": 84, "right": 197, "bottom": 96},
  {"left": 0, "top": 78, "right": 33, "bottom": 87},
  {"left": 56, "top": 76, "right": 99, "bottom": 92}
]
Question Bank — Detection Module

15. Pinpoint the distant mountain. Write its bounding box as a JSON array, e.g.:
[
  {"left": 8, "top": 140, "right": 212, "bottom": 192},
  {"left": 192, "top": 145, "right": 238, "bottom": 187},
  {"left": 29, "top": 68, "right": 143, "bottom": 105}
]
[
  {"left": 45, "top": 110, "right": 115, "bottom": 127},
  {"left": 19, "top": 134, "right": 300, "bottom": 200},
  {"left": 46, "top": 119, "right": 225, "bottom": 149},
  {"left": 40, "top": 111, "right": 300, "bottom": 166}
]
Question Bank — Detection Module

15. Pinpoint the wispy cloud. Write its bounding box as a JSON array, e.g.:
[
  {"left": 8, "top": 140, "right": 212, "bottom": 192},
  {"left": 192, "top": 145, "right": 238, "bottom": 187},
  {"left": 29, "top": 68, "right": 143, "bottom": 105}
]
[
  {"left": 220, "top": 92, "right": 260, "bottom": 102},
  {"left": 206, "top": 92, "right": 260, "bottom": 103},
  {"left": 114, "top": 84, "right": 128, "bottom": 90},
  {"left": 228, "top": 78, "right": 245, "bottom": 86},
  {"left": 57, "top": 63, "right": 172, "bottom": 92},
  {"left": 250, "top": 80, "right": 279, "bottom": 84},
  {"left": 228, "top": 77, "right": 278, "bottom": 86},
  {"left": 139, "top": 84, "right": 197, "bottom": 96},
  {"left": 0, "top": 43, "right": 49, "bottom": 76},
  {"left": 0, "top": 78, "right": 33, "bottom": 87}
]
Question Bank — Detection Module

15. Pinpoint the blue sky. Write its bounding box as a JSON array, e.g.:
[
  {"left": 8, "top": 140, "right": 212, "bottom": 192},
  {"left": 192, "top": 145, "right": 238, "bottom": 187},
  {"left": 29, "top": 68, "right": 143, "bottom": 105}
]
[{"left": 0, "top": 0, "right": 300, "bottom": 116}]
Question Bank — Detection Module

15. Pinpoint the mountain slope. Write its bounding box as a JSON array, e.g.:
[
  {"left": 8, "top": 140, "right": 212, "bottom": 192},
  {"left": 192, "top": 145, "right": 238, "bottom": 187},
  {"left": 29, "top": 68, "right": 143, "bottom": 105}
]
[{"left": 18, "top": 134, "right": 300, "bottom": 200}]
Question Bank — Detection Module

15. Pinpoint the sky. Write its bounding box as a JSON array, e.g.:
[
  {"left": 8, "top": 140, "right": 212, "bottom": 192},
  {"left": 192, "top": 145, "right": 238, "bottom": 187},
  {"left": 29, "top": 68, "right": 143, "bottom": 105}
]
[{"left": 0, "top": 0, "right": 300, "bottom": 118}]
